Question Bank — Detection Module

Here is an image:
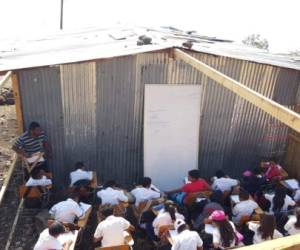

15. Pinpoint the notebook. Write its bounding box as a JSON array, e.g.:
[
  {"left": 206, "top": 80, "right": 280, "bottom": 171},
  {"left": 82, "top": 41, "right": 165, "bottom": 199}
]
[
  {"left": 57, "top": 231, "right": 78, "bottom": 245},
  {"left": 230, "top": 195, "right": 240, "bottom": 204},
  {"left": 27, "top": 153, "right": 44, "bottom": 164},
  {"left": 284, "top": 179, "right": 299, "bottom": 190}
]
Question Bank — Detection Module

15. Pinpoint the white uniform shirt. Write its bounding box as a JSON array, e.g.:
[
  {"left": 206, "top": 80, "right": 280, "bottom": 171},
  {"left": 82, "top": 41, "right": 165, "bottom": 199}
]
[
  {"left": 131, "top": 186, "right": 161, "bottom": 207},
  {"left": 284, "top": 216, "right": 300, "bottom": 235},
  {"left": 265, "top": 194, "right": 296, "bottom": 213},
  {"left": 94, "top": 215, "right": 130, "bottom": 247},
  {"left": 26, "top": 176, "right": 52, "bottom": 187},
  {"left": 232, "top": 199, "right": 258, "bottom": 224},
  {"left": 33, "top": 228, "right": 62, "bottom": 250},
  {"left": 97, "top": 187, "right": 128, "bottom": 205},
  {"left": 212, "top": 177, "right": 239, "bottom": 192},
  {"left": 248, "top": 222, "right": 282, "bottom": 244},
  {"left": 49, "top": 198, "right": 84, "bottom": 223},
  {"left": 294, "top": 189, "right": 300, "bottom": 202},
  {"left": 212, "top": 221, "right": 237, "bottom": 249},
  {"left": 70, "top": 169, "right": 93, "bottom": 186},
  {"left": 153, "top": 212, "right": 185, "bottom": 235},
  {"left": 171, "top": 230, "right": 203, "bottom": 250}
]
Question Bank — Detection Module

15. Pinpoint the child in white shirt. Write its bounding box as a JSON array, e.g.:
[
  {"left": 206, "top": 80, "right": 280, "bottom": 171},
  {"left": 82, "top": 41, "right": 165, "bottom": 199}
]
[
  {"left": 97, "top": 180, "right": 128, "bottom": 206},
  {"left": 94, "top": 207, "right": 135, "bottom": 247},
  {"left": 131, "top": 177, "right": 161, "bottom": 207},
  {"left": 70, "top": 161, "right": 93, "bottom": 186},
  {"left": 26, "top": 168, "right": 52, "bottom": 187},
  {"left": 284, "top": 207, "right": 300, "bottom": 235},
  {"left": 248, "top": 214, "right": 282, "bottom": 244},
  {"left": 232, "top": 189, "right": 258, "bottom": 224},
  {"left": 265, "top": 187, "right": 295, "bottom": 213},
  {"left": 49, "top": 193, "right": 85, "bottom": 223},
  {"left": 211, "top": 170, "right": 239, "bottom": 192},
  {"left": 153, "top": 200, "right": 184, "bottom": 236},
  {"left": 172, "top": 219, "right": 203, "bottom": 250},
  {"left": 34, "top": 221, "right": 73, "bottom": 250}
]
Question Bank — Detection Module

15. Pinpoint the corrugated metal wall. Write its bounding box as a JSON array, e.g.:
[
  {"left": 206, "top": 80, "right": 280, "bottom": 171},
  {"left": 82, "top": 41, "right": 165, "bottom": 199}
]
[{"left": 17, "top": 51, "right": 300, "bottom": 186}]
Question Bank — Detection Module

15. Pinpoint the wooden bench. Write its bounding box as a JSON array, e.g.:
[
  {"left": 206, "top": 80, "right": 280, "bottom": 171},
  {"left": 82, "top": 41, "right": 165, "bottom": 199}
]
[
  {"left": 19, "top": 185, "right": 51, "bottom": 198},
  {"left": 95, "top": 245, "right": 130, "bottom": 250}
]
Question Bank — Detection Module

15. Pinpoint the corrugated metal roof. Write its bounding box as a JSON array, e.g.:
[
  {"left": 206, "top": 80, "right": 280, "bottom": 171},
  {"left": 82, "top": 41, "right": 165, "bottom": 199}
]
[{"left": 1, "top": 26, "right": 300, "bottom": 72}]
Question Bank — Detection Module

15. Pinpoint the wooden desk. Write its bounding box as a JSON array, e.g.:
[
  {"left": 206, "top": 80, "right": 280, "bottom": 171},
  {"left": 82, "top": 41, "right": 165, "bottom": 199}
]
[
  {"left": 77, "top": 207, "right": 92, "bottom": 228},
  {"left": 58, "top": 230, "right": 79, "bottom": 250},
  {"left": 90, "top": 171, "right": 98, "bottom": 189}
]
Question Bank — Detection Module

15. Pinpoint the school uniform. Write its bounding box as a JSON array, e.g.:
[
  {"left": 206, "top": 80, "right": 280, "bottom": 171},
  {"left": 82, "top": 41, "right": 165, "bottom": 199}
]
[
  {"left": 212, "top": 177, "right": 239, "bottom": 192},
  {"left": 97, "top": 187, "right": 128, "bottom": 206},
  {"left": 284, "top": 216, "right": 300, "bottom": 235},
  {"left": 264, "top": 193, "right": 296, "bottom": 213},
  {"left": 171, "top": 229, "right": 203, "bottom": 250},
  {"left": 212, "top": 221, "right": 238, "bottom": 249},
  {"left": 248, "top": 222, "right": 282, "bottom": 244},
  {"left": 49, "top": 198, "right": 84, "bottom": 223},
  {"left": 232, "top": 199, "right": 258, "bottom": 224},
  {"left": 152, "top": 212, "right": 185, "bottom": 235},
  {"left": 94, "top": 215, "right": 131, "bottom": 247},
  {"left": 131, "top": 186, "right": 161, "bottom": 207},
  {"left": 33, "top": 228, "right": 63, "bottom": 250},
  {"left": 70, "top": 169, "right": 93, "bottom": 186},
  {"left": 25, "top": 176, "right": 52, "bottom": 187}
]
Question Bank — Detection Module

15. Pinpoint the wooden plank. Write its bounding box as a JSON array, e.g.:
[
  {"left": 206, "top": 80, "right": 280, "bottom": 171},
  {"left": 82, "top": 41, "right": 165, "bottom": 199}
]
[
  {"left": 0, "top": 154, "right": 17, "bottom": 206},
  {"left": 173, "top": 49, "right": 300, "bottom": 133},
  {"left": 0, "top": 71, "right": 12, "bottom": 89},
  {"left": 11, "top": 72, "right": 24, "bottom": 133},
  {"left": 238, "top": 234, "right": 300, "bottom": 250},
  {"left": 77, "top": 207, "right": 92, "bottom": 228}
]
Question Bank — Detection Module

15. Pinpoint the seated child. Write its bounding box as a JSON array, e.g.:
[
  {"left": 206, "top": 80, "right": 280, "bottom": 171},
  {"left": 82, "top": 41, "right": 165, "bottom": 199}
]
[
  {"left": 26, "top": 168, "right": 52, "bottom": 187},
  {"left": 211, "top": 170, "right": 239, "bottom": 193},
  {"left": 49, "top": 193, "right": 85, "bottom": 224},
  {"left": 261, "top": 158, "right": 283, "bottom": 182},
  {"left": 34, "top": 221, "right": 73, "bottom": 250},
  {"left": 69, "top": 161, "right": 93, "bottom": 186},
  {"left": 97, "top": 180, "right": 128, "bottom": 206},
  {"left": 94, "top": 206, "right": 135, "bottom": 247},
  {"left": 153, "top": 200, "right": 185, "bottom": 236},
  {"left": 232, "top": 189, "right": 258, "bottom": 225},
  {"left": 172, "top": 219, "right": 203, "bottom": 250},
  {"left": 166, "top": 169, "right": 210, "bottom": 205},
  {"left": 241, "top": 167, "right": 267, "bottom": 195},
  {"left": 248, "top": 214, "right": 282, "bottom": 244},
  {"left": 131, "top": 177, "right": 162, "bottom": 207}
]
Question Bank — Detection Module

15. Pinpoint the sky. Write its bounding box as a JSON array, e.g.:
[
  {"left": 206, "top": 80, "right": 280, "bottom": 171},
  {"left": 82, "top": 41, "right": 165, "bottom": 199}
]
[{"left": 0, "top": 0, "right": 299, "bottom": 53}]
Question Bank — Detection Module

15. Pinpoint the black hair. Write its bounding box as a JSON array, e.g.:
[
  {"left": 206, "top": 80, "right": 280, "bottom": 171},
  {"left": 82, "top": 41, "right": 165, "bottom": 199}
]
[
  {"left": 165, "top": 201, "right": 176, "bottom": 222},
  {"left": 239, "top": 189, "right": 250, "bottom": 201},
  {"left": 29, "top": 121, "right": 41, "bottom": 131},
  {"left": 142, "top": 177, "right": 152, "bottom": 188},
  {"left": 102, "top": 207, "right": 114, "bottom": 218},
  {"left": 74, "top": 162, "right": 85, "bottom": 170},
  {"left": 188, "top": 169, "right": 200, "bottom": 179},
  {"left": 104, "top": 180, "right": 116, "bottom": 189},
  {"left": 49, "top": 222, "right": 65, "bottom": 237},
  {"left": 30, "top": 167, "right": 41, "bottom": 179},
  {"left": 258, "top": 214, "right": 276, "bottom": 239},
  {"left": 214, "top": 220, "right": 235, "bottom": 247},
  {"left": 253, "top": 167, "right": 262, "bottom": 175},
  {"left": 177, "top": 224, "right": 188, "bottom": 233},
  {"left": 210, "top": 190, "right": 223, "bottom": 205},
  {"left": 273, "top": 187, "right": 286, "bottom": 212},
  {"left": 69, "top": 192, "right": 80, "bottom": 201},
  {"left": 216, "top": 170, "right": 225, "bottom": 178},
  {"left": 294, "top": 207, "right": 300, "bottom": 229}
]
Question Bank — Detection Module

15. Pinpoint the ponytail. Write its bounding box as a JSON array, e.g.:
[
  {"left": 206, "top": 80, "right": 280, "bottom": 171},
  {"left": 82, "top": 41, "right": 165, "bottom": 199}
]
[{"left": 165, "top": 202, "right": 176, "bottom": 222}]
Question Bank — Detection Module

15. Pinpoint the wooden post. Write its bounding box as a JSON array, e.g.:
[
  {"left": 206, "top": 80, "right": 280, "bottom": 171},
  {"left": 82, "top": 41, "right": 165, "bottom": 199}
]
[
  {"left": 11, "top": 72, "right": 24, "bottom": 133},
  {"left": 173, "top": 48, "right": 300, "bottom": 133}
]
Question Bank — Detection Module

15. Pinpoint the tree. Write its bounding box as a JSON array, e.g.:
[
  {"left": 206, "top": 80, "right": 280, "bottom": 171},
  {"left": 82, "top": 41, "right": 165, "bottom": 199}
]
[{"left": 242, "top": 34, "right": 269, "bottom": 50}]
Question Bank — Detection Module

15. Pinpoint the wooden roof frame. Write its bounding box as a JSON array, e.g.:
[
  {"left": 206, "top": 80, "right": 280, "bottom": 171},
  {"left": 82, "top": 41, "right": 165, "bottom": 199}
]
[{"left": 173, "top": 48, "right": 300, "bottom": 133}]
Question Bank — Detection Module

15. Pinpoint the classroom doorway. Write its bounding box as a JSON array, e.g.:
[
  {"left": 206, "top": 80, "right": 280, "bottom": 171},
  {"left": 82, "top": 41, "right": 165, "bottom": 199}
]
[{"left": 144, "top": 84, "right": 202, "bottom": 190}]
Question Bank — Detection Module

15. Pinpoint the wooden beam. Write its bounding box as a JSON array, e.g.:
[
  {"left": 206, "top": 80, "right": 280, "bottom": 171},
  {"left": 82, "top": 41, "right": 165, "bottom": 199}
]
[
  {"left": 173, "top": 48, "right": 300, "bottom": 133},
  {"left": 238, "top": 234, "right": 300, "bottom": 250},
  {"left": 11, "top": 72, "right": 24, "bottom": 133},
  {"left": 0, "top": 71, "right": 12, "bottom": 89}
]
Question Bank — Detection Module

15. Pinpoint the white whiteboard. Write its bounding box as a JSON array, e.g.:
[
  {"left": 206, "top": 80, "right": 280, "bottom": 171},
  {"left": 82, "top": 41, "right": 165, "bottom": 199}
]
[{"left": 144, "top": 84, "right": 202, "bottom": 191}]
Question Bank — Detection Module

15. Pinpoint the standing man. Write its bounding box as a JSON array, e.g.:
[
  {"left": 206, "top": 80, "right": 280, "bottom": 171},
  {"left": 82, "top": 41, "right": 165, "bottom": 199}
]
[{"left": 12, "top": 121, "right": 52, "bottom": 179}]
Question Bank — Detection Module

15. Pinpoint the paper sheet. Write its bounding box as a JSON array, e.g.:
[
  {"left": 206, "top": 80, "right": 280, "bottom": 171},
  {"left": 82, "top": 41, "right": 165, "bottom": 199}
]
[
  {"left": 231, "top": 195, "right": 240, "bottom": 204},
  {"left": 169, "top": 230, "right": 178, "bottom": 241},
  {"left": 79, "top": 202, "right": 91, "bottom": 213},
  {"left": 285, "top": 179, "right": 299, "bottom": 190},
  {"left": 57, "top": 231, "right": 78, "bottom": 245},
  {"left": 27, "top": 154, "right": 44, "bottom": 164}
]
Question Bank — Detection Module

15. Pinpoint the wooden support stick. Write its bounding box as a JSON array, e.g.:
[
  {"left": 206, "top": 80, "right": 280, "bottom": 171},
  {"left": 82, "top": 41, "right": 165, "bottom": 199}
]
[
  {"left": 11, "top": 72, "right": 24, "bottom": 133},
  {"left": 173, "top": 48, "right": 300, "bottom": 133}
]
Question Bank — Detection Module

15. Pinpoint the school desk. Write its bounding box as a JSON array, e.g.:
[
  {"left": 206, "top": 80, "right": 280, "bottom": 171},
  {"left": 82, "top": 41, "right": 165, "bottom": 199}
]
[{"left": 77, "top": 206, "right": 92, "bottom": 228}]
